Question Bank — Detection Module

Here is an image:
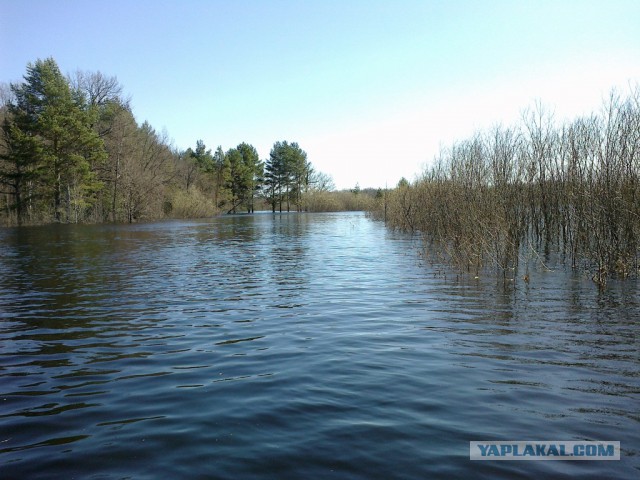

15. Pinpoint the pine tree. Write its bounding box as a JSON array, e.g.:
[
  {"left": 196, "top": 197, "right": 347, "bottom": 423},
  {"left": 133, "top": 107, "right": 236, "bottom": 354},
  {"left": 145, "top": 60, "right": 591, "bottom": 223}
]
[
  {"left": 212, "top": 145, "right": 229, "bottom": 208},
  {"left": 0, "top": 113, "right": 43, "bottom": 225},
  {"left": 264, "top": 141, "right": 309, "bottom": 212},
  {"left": 264, "top": 141, "right": 288, "bottom": 212},
  {"left": 236, "top": 142, "right": 263, "bottom": 213},
  {"left": 6, "top": 58, "right": 106, "bottom": 222},
  {"left": 224, "top": 147, "right": 247, "bottom": 214}
]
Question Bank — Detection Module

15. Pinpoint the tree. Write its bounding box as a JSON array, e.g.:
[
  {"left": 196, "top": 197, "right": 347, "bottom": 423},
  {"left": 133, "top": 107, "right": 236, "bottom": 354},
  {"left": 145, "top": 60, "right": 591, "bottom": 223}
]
[
  {"left": 308, "top": 170, "right": 335, "bottom": 192},
  {"left": 70, "top": 69, "right": 127, "bottom": 138},
  {"left": 397, "top": 178, "right": 409, "bottom": 188},
  {"left": 179, "top": 140, "right": 213, "bottom": 191},
  {"left": 193, "top": 139, "right": 213, "bottom": 171},
  {"left": 5, "top": 58, "right": 106, "bottom": 222},
  {"left": 224, "top": 147, "right": 248, "bottom": 214},
  {"left": 181, "top": 139, "right": 215, "bottom": 189},
  {"left": 287, "top": 142, "right": 311, "bottom": 211},
  {"left": 264, "top": 141, "right": 288, "bottom": 212},
  {"left": 69, "top": 69, "right": 131, "bottom": 222},
  {"left": 179, "top": 147, "right": 200, "bottom": 190},
  {"left": 236, "top": 142, "right": 263, "bottom": 213},
  {"left": 71, "top": 70, "right": 124, "bottom": 109},
  {"left": 101, "top": 104, "right": 138, "bottom": 222},
  {"left": 0, "top": 108, "right": 43, "bottom": 225},
  {"left": 212, "top": 145, "right": 229, "bottom": 208},
  {"left": 264, "top": 140, "right": 309, "bottom": 212},
  {"left": 120, "top": 121, "right": 174, "bottom": 222},
  {"left": 222, "top": 143, "right": 263, "bottom": 214}
]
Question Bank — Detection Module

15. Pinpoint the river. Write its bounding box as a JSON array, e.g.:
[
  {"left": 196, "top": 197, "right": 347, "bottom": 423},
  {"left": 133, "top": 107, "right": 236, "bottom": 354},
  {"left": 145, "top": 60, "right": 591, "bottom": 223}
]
[{"left": 0, "top": 212, "right": 638, "bottom": 479}]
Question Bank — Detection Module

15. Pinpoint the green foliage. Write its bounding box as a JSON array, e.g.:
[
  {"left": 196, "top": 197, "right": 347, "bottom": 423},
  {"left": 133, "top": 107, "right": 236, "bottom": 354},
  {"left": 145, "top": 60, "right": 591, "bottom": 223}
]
[
  {"left": 224, "top": 147, "right": 247, "bottom": 213},
  {"left": 0, "top": 58, "right": 197, "bottom": 224},
  {"left": 0, "top": 57, "right": 335, "bottom": 224},
  {"left": 175, "top": 140, "right": 263, "bottom": 215},
  {"left": 1, "top": 58, "right": 107, "bottom": 223},
  {"left": 264, "top": 140, "right": 310, "bottom": 212},
  {"left": 0, "top": 112, "right": 43, "bottom": 225},
  {"left": 192, "top": 140, "right": 214, "bottom": 171},
  {"left": 212, "top": 145, "right": 230, "bottom": 207},
  {"left": 236, "top": 142, "right": 263, "bottom": 213}
]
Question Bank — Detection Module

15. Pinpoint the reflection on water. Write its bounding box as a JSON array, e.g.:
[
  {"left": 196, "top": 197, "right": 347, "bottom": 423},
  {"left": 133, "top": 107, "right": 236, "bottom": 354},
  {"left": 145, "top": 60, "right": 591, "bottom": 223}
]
[{"left": 0, "top": 212, "right": 638, "bottom": 479}]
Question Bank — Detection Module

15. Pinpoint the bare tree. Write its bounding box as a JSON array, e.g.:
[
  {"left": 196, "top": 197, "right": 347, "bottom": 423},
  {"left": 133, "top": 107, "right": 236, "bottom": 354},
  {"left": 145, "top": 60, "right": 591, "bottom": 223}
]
[{"left": 374, "top": 85, "right": 640, "bottom": 285}]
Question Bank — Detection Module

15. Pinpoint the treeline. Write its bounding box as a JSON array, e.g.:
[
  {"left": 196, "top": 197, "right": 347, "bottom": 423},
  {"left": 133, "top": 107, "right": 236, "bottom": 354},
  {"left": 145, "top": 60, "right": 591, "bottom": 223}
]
[
  {"left": 1, "top": 58, "right": 178, "bottom": 225},
  {"left": 306, "top": 184, "right": 379, "bottom": 212},
  {"left": 371, "top": 87, "right": 640, "bottom": 285},
  {"left": 0, "top": 58, "right": 340, "bottom": 226}
]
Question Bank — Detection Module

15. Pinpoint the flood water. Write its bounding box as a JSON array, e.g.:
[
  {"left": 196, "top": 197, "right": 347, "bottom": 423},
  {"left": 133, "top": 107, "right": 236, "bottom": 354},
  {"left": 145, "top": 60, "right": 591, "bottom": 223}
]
[{"left": 0, "top": 212, "right": 638, "bottom": 479}]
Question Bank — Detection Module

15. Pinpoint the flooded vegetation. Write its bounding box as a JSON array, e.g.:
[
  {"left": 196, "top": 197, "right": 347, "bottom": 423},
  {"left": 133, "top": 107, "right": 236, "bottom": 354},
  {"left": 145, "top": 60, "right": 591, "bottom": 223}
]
[
  {"left": 373, "top": 87, "right": 640, "bottom": 286},
  {"left": 1, "top": 59, "right": 363, "bottom": 226},
  {"left": 2, "top": 3, "right": 638, "bottom": 478}
]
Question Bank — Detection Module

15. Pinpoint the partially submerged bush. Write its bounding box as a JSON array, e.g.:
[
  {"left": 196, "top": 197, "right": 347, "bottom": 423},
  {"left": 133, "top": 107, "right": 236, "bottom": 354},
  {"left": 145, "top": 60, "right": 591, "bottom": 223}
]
[
  {"left": 371, "top": 87, "right": 640, "bottom": 285},
  {"left": 166, "top": 187, "right": 218, "bottom": 219}
]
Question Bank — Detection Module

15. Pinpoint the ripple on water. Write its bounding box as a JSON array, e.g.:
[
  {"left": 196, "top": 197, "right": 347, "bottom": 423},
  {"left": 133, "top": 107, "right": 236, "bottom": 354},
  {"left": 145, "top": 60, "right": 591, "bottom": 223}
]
[{"left": 0, "top": 213, "right": 638, "bottom": 479}]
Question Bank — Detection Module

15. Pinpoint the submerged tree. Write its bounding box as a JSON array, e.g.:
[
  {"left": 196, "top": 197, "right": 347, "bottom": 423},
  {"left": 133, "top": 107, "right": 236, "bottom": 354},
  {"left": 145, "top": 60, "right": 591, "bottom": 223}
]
[
  {"left": 0, "top": 57, "right": 333, "bottom": 224},
  {"left": 374, "top": 85, "right": 640, "bottom": 285}
]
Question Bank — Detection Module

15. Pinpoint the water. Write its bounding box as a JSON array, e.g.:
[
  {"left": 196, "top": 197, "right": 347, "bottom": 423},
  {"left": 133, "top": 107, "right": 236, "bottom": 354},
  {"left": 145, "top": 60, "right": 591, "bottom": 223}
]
[{"left": 0, "top": 212, "right": 638, "bottom": 479}]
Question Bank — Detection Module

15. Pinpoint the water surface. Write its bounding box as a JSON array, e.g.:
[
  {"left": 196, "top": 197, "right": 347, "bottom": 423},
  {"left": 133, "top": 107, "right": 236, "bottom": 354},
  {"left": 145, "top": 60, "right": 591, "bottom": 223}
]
[{"left": 0, "top": 212, "right": 638, "bottom": 479}]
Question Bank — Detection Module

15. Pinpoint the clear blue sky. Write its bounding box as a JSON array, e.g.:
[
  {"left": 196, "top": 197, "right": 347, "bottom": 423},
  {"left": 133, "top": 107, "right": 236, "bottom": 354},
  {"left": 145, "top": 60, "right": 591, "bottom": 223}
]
[{"left": 1, "top": 0, "right": 639, "bottom": 189}]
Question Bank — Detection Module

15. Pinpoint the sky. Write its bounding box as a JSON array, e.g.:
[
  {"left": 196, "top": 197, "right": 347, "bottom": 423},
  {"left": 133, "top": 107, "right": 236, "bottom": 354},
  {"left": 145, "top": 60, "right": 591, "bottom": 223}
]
[{"left": 1, "top": 0, "right": 639, "bottom": 190}]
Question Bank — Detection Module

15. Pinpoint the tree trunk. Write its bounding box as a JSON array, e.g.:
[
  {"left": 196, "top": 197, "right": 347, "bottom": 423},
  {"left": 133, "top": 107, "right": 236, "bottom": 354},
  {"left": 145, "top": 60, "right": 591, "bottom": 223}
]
[
  {"left": 54, "top": 172, "right": 62, "bottom": 222},
  {"left": 112, "top": 146, "right": 121, "bottom": 222},
  {"left": 15, "top": 188, "right": 23, "bottom": 226}
]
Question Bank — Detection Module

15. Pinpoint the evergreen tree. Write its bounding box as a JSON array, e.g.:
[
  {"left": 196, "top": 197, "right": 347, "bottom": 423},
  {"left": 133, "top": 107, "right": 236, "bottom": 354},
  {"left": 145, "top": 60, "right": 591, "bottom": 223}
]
[
  {"left": 212, "top": 145, "right": 229, "bottom": 208},
  {"left": 0, "top": 113, "right": 43, "bottom": 225},
  {"left": 288, "top": 142, "right": 310, "bottom": 211},
  {"left": 264, "top": 141, "right": 288, "bottom": 212},
  {"left": 193, "top": 139, "right": 213, "bottom": 172},
  {"left": 181, "top": 140, "right": 213, "bottom": 190},
  {"left": 224, "top": 147, "right": 247, "bottom": 214},
  {"left": 6, "top": 58, "right": 106, "bottom": 222},
  {"left": 236, "top": 142, "right": 263, "bottom": 213},
  {"left": 264, "top": 141, "right": 309, "bottom": 212}
]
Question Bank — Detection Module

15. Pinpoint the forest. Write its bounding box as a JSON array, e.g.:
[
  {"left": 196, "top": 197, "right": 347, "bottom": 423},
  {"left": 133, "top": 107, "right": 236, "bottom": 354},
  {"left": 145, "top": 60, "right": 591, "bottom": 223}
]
[
  {"left": 0, "top": 58, "right": 376, "bottom": 226},
  {"left": 372, "top": 86, "right": 640, "bottom": 285}
]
